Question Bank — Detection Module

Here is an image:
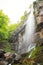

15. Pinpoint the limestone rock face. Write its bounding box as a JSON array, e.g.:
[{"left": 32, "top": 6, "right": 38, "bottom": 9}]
[
  {"left": 33, "top": 0, "right": 43, "bottom": 46},
  {"left": 33, "top": 1, "right": 43, "bottom": 24},
  {"left": 31, "top": 1, "right": 43, "bottom": 64}
]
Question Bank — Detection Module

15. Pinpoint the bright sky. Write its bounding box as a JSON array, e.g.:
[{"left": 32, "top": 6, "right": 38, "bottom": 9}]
[{"left": 0, "top": 0, "right": 35, "bottom": 24}]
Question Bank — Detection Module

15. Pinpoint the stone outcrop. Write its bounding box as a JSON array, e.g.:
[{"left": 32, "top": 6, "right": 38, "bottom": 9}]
[
  {"left": 31, "top": 0, "right": 43, "bottom": 64},
  {"left": 9, "top": 24, "right": 26, "bottom": 53},
  {"left": 33, "top": 0, "right": 43, "bottom": 46}
]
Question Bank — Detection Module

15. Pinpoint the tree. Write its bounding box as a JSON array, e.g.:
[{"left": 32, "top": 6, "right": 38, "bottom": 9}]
[
  {"left": 8, "top": 23, "right": 19, "bottom": 37},
  {"left": 0, "top": 10, "right": 10, "bottom": 41},
  {"left": 20, "top": 11, "right": 28, "bottom": 23}
]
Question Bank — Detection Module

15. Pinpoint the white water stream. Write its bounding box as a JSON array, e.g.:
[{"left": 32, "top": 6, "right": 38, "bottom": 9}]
[{"left": 18, "top": 6, "right": 36, "bottom": 54}]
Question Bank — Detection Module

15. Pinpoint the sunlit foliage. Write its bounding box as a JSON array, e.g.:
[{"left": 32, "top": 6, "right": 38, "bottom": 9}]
[{"left": 0, "top": 10, "right": 10, "bottom": 40}]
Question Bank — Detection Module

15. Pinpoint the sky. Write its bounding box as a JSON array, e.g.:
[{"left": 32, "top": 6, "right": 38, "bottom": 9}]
[{"left": 0, "top": 0, "right": 35, "bottom": 24}]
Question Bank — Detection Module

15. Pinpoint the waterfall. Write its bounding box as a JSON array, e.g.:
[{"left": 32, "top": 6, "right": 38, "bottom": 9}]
[
  {"left": 18, "top": 5, "right": 36, "bottom": 54},
  {"left": 24, "top": 6, "right": 36, "bottom": 52}
]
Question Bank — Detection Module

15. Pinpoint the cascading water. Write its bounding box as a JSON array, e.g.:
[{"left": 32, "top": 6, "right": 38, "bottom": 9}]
[
  {"left": 18, "top": 5, "right": 36, "bottom": 54},
  {"left": 24, "top": 7, "right": 36, "bottom": 53}
]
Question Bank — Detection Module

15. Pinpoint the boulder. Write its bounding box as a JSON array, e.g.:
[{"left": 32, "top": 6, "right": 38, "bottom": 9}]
[{"left": 4, "top": 52, "right": 14, "bottom": 64}]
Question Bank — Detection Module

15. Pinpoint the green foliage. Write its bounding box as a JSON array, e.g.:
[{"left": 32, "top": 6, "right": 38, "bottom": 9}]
[
  {"left": 29, "top": 46, "right": 43, "bottom": 59},
  {"left": 20, "top": 11, "right": 27, "bottom": 23},
  {"left": 20, "top": 15, "right": 27, "bottom": 23},
  {"left": 8, "top": 23, "right": 19, "bottom": 37},
  {"left": 0, "top": 10, "right": 10, "bottom": 40},
  {"left": 4, "top": 41, "right": 15, "bottom": 52},
  {"left": 4, "top": 42, "right": 11, "bottom": 52}
]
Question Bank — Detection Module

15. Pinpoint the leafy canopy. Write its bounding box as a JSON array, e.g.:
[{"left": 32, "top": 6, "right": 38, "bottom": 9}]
[{"left": 0, "top": 10, "right": 10, "bottom": 40}]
